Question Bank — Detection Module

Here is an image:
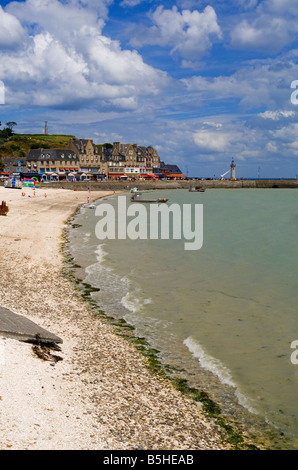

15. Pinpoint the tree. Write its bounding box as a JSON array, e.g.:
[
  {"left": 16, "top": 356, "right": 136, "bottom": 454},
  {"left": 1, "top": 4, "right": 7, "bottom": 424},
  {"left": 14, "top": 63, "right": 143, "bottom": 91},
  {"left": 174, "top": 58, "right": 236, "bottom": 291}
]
[
  {"left": 0, "top": 160, "right": 4, "bottom": 172},
  {"left": 0, "top": 121, "right": 17, "bottom": 139},
  {"left": 6, "top": 121, "right": 17, "bottom": 132}
]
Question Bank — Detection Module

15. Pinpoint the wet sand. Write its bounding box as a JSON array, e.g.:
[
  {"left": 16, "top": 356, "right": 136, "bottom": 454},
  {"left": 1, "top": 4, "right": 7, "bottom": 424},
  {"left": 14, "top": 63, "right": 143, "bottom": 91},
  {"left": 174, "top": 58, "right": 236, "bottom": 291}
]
[{"left": 0, "top": 186, "right": 231, "bottom": 450}]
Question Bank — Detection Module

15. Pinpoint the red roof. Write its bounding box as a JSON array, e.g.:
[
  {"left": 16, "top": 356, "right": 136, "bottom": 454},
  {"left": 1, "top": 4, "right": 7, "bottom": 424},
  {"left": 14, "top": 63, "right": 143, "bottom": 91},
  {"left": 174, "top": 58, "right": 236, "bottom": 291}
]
[
  {"left": 141, "top": 173, "right": 158, "bottom": 178},
  {"left": 167, "top": 173, "right": 186, "bottom": 178}
]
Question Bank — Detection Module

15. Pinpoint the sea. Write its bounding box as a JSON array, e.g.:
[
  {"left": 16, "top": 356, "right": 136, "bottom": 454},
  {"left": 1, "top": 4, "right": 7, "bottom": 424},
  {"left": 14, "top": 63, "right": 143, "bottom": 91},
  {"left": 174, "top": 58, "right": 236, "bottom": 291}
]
[{"left": 67, "top": 188, "right": 298, "bottom": 449}]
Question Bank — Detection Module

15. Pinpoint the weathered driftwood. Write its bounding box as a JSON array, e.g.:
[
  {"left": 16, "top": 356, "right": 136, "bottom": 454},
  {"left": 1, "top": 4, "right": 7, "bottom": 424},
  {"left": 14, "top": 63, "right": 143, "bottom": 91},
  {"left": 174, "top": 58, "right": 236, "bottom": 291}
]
[{"left": 0, "top": 201, "right": 9, "bottom": 216}]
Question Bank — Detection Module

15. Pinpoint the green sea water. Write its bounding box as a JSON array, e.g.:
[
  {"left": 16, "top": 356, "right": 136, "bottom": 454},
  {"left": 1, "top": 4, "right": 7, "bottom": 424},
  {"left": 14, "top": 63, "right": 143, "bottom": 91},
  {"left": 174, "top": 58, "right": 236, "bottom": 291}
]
[{"left": 68, "top": 189, "right": 298, "bottom": 448}]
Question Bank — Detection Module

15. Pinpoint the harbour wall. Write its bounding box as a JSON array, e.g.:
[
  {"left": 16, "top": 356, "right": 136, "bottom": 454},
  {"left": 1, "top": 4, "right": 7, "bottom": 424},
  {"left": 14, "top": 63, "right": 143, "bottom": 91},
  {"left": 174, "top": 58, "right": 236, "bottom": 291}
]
[{"left": 39, "top": 179, "right": 298, "bottom": 191}]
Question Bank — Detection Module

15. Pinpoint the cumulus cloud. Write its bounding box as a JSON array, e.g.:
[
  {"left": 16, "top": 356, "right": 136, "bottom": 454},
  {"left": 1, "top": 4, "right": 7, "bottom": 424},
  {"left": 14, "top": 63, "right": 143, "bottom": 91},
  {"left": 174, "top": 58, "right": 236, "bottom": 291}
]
[
  {"left": 130, "top": 5, "right": 222, "bottom": 61},
  {"left": 182, "top": 52, "right": 298, "bottom": 111},
  {"left": 262, "top": 0, "right": 298, "bottom": 16},
  {"left": 230, "top": 0, "right": 298, "bottom": 53},
  {"left": 258, "top": 110, "right": 295, "bottom": 120},
  {"left": 193, "top": 129, "right": 230, "bottom": 152},
  {"left": 230, "top": 16, "right": 290, "bottom": 53},
  {"left": 0, "top": 5, "right": 27, "bottom": 48},
  {"left": 0, "top": 0, "right": 168, "bottom": 109}
]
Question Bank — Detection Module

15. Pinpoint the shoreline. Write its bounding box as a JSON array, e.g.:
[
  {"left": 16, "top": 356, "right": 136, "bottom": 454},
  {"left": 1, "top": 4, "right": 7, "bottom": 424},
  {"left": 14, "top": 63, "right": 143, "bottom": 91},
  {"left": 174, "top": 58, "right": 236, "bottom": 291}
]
[
  {"left": 64, "top": 195, "right": 286, "bottom": 451},
  {"left": 0, "top": 186, "right": 236, "bottom": 450}
]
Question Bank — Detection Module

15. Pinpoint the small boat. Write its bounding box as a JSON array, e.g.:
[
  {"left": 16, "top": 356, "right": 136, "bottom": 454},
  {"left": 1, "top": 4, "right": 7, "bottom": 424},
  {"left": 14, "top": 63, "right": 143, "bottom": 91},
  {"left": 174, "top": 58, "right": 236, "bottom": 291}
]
[
  {"left": 189, "top": 185, "right": 205, "bottom": 192},
  {"left": 131, "top": 194, "right": 168, "bottom": 203},
  {"left": 130, "top": 187, "right": 139, "bottom": 193}
]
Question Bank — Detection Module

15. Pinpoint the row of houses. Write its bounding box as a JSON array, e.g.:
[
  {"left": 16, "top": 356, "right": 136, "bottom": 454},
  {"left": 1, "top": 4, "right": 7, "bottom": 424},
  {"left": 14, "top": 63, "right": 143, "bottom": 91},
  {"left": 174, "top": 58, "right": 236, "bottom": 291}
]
[{"left": 20, "top": 139, "right": 185, "bottom": 181}]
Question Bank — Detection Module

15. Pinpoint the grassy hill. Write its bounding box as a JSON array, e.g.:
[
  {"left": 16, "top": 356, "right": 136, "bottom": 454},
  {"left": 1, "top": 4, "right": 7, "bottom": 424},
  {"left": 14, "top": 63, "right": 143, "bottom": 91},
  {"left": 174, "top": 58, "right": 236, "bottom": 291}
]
[{"left": 0, "top": 134, "right": 76, "bottom": 161}]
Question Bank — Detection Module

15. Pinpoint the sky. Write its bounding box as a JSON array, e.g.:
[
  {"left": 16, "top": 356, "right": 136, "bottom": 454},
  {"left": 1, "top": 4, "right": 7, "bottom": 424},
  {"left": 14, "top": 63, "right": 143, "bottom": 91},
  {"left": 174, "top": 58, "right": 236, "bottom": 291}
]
[{"left": 1, "top": 0, "right": 298, "bottom": 178}]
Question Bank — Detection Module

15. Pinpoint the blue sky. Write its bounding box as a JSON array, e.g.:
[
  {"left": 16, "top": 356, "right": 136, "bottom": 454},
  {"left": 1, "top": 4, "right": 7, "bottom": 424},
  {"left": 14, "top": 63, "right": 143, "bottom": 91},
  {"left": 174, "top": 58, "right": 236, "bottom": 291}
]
[{"left": 1, "top": 0, "right": 298, "bottom": 177}]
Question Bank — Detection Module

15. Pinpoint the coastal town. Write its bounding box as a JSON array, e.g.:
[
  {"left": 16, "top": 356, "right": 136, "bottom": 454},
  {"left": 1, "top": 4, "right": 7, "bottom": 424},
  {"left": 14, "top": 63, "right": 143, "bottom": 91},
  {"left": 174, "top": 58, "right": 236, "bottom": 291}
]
[
  {"left": 25, "top": 139, "right": 186, "bottom": 182},
  {"left": 0, "top": 122, "right": 186, "bottom": 182}
]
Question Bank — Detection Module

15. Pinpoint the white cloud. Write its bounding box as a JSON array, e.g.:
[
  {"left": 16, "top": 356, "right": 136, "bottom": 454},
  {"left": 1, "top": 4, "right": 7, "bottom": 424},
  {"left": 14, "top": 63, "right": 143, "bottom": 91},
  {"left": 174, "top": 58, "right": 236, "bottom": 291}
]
[
  {"left": 0, "top": 5, "right": 26, "bottom": 48},
  {"left": 262, "top": 0, "right": 298, "bottom": 16},
  {"left": 0, "top": 0, "right": 168, "bottom": 109},
  {"left": 230, "top": 0, "right": 298, "bottom": 53},
  {"left": 130, "top": 5, "right": 222, "bottom": 61},
  {"left": 182, "top": 52, "right": 298, "bottom": 111},
  {"left": 193, "top": 129, "right": 230, "bottom": 152},
  {"left": 258, "top": 110, "right": 295, "bottom": 120},
  {"left": 7, "top": 0, "right": 106, "bottom": 42},
  {"left": 230, "top": 16, "right": 290, "bottom": 53},
  {"left": 266, "top": 142, "right": 278, "bottom": 153}
]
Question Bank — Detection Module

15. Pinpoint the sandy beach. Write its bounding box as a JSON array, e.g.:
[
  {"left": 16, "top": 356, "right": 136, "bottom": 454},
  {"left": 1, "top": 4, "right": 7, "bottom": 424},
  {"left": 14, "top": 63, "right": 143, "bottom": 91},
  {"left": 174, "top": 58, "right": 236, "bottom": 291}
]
[{"left": 0, "top": 185, "right": 233, "bottom": 450}]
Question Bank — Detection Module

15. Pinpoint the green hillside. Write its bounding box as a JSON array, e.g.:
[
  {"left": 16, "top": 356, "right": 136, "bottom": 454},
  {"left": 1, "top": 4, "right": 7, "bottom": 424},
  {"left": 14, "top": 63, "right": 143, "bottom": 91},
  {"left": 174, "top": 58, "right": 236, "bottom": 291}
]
[{"left": 0, "top": 134, "right": 76, "bottom": 161}]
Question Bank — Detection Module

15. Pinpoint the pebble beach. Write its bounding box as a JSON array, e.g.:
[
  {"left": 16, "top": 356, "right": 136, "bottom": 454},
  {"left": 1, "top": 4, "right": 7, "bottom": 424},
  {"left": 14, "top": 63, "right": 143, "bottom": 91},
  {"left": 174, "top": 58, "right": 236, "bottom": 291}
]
[{"left": 0, "top": 186, "right": 234, "bottom": 450}]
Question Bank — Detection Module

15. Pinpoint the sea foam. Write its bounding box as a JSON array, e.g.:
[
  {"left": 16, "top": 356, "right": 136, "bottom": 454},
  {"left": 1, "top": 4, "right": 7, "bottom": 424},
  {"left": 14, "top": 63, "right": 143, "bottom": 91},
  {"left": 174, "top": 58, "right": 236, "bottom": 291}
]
[{"left": 183, "top": 336, "right": 259, "bottom": 414}]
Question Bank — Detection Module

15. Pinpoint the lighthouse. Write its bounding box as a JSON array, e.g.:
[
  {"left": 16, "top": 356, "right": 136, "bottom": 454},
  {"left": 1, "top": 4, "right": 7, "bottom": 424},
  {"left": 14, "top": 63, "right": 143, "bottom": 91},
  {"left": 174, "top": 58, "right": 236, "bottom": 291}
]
[{"left": 230, "top": 158, "right": 236, "bottom": 180}]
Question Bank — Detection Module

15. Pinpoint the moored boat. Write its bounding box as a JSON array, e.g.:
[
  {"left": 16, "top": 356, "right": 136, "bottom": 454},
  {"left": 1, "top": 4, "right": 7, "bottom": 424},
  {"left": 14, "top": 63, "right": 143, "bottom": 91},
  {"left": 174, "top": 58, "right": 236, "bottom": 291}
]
[
  {"left": 189, "top": 185, "right": 205, "bottom": 192},
  {"left": 131, "top": 194, "right": 168, "bottom": 203}
]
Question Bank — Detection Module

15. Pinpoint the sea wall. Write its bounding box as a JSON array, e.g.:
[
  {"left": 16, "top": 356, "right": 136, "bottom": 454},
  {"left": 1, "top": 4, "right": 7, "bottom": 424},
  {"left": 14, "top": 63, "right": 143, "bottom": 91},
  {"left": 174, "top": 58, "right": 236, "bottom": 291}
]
[{"left": 39, "top": 179, "right": 298, "bottom": 191}]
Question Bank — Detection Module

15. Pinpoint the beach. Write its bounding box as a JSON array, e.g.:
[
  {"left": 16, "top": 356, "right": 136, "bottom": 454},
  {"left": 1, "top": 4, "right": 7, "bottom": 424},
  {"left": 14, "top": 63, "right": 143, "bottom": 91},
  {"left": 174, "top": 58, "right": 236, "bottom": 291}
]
[{"left": 0, "top": 186, "right": 233, "bottom": 450}]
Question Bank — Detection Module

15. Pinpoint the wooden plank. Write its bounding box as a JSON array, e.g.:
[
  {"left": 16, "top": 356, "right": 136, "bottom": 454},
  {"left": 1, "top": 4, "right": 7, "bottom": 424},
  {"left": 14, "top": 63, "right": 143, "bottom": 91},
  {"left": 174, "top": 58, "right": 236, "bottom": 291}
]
[{"left": 0, "top": 306, "right": 63, "bottom": 345}]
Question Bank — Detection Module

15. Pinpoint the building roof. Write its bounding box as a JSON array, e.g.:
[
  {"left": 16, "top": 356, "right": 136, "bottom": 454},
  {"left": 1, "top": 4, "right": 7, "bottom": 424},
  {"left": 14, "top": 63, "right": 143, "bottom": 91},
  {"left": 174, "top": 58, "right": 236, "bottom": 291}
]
[
  {"left": 160, "top": 162, "right": 182, "bottom": 173},
  {"left": 2, "top": 157, "right": 20, "bottom": 165},
  {"left": 104, "top": 147, "right": 126, "bottom": 162},
  {"left": 27, "top": 149, "right": 77, "bottom": 161},
  {"left": 70, "top": 139, "right": 97, "bottom": 153}
]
